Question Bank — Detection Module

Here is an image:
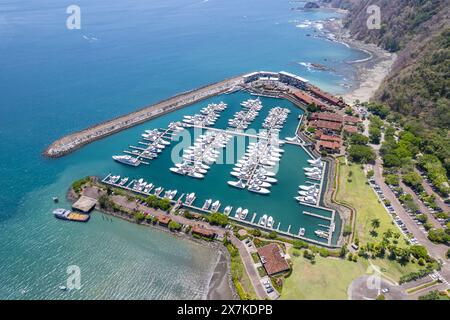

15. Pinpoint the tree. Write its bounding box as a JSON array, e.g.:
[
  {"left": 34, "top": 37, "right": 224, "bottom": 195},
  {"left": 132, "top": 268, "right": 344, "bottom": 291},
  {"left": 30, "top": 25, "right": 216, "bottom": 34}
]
[
  {"left": 369, "top": 126, "right": 382, "bottom": 144},
  {"left": 168, "top": 220, "right": 182, "bottom": 231},
  {"left": 348, "top": 145, "right": 376, "bottom": 163},
  {"left": 402, "top": 172, "right": 424, "bottom": 192},
  {"left": 293, "top": 240, "right": 309, "bottom": 249},
  {"left": 98, "top": 194, "right": 112, "bottom": 209},
  {"left": 428, "top": 228, "right": 450, "bottom": 244},
  {"left": 385, "top": 174, "right": 400, "bottom": 186},
  {"left": 208, "top": 212, "right": 228, "bottom": 227},
  {"left": 371, "top": 218, "right": 380, "bottom": 229},
  {"left": 350, "top": 133, "right": 369, "bottom": 145},
  {"left": 158, "top": 198, "right": 171, "bottom": 211},
  {"left": 145, "top": 195, "right": 159, "bottom": 208},
  {"left": 268, "top": 231, "right": 278, "bottom": 239}
]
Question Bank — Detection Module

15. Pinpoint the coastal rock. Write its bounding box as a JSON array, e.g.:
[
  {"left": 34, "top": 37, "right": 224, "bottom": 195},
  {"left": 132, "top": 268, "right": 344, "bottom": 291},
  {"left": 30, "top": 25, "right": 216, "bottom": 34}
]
[{"left": 304, "top": 2, "right": 320, "bottom": 9}]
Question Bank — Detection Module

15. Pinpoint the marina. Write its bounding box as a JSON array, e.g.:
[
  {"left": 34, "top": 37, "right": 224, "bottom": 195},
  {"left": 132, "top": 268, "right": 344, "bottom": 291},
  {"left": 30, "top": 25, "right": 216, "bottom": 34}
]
[{"left": 98, "top": 90, "right": 340, "bottom": 246}]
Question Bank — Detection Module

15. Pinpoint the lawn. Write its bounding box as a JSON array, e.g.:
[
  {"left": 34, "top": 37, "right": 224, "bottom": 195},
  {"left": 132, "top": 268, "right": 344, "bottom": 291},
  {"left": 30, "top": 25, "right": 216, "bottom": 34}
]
[
  {"left": 336, "top": 157, "right": 408, "bottom": 247},
  {"left": 281, "top": 250, "right": 367, "bottom": 300},
  {"left": 281, "top": 249, "right": 424, "bottom": 299}
]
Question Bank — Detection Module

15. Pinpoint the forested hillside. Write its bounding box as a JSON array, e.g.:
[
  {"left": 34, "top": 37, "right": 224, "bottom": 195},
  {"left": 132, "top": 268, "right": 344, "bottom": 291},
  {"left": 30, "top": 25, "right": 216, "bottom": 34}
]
[{"left": 321, "top": 0, "right": 450, "bottom": 130}]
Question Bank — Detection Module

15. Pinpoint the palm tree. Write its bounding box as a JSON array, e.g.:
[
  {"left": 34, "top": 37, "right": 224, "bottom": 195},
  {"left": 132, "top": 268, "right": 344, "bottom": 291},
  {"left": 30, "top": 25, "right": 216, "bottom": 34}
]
[{"left": 371, "top": 218, "right": 380, "bottom": 229}]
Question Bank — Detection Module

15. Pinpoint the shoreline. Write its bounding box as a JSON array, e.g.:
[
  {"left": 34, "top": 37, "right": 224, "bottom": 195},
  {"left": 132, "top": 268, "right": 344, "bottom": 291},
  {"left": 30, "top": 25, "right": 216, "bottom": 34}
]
[
  {"left": 323, "top": 18, "right": 397, "bottom": 105},
  {"left": 66, "top": 187, "right": 237, "bottom": 300}
]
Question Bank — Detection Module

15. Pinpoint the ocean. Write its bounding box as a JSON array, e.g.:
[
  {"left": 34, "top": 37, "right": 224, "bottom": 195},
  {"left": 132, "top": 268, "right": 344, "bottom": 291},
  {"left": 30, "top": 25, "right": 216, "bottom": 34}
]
[{"left": 0, "top": 0, "right": 368, "bottom": 299}]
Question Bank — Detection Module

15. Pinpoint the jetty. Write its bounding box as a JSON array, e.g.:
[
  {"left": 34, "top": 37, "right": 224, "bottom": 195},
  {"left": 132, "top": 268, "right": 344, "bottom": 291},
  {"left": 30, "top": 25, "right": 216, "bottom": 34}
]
[{"left": 44, "top": 76, "right": 244, "bottom": 158}]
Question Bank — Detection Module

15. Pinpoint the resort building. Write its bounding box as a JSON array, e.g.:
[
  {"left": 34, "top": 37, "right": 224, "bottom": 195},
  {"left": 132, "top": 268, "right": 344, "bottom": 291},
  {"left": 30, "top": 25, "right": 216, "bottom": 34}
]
[
  {"left": 308, "top": 85, "right": 345, "bottom": 107},
  {"left": 317, "top": 140, "right": 341, "bottom": 153},
  {"left": 344, "top": 115, "right": 361, "bottom": 125},
  {"left": 257, "top": 243, "right": 290, "bottom": 276},
  {"left": 309, "top": 112, "right": 344, "bottom": 123},
  {"left": 191, "top": 225, "right": 216, "bottom": 239},
  {"left": 243, "top": 71, "right": 309, "bottom": 90},
  {"left": 309, "top": 120, "right": 342, "bottom": 134},
  {"left": 158, "top": 215, "right": 171, "bottom": 227},
  {"left": 343, "top": 125, "right": 359, "bottom": 134},
  {"left": 293, "top": 91, "right": 328, "bottom": 109}
]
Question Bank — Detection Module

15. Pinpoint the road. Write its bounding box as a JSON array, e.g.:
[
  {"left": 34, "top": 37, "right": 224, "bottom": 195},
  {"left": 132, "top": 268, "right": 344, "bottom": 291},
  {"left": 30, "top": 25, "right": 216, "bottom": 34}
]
[
  {"left": 414, "top": 168, "right": 449, "bottom": 213},
  {"left": 399, "top": 181, "right": 441, "bottom": 228},
  {"left": 229, "top": 235, "right": 269, "bottom": 299}
]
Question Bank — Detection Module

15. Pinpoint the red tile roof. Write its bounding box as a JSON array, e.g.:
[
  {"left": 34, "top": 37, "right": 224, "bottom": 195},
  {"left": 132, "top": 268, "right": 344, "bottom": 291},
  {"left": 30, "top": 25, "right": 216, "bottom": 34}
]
[
  {"left": 309, "top": 86, "right": 341, "bottom": 105},
  {"left": 344, "top": 115, "right": 361, "bottom": 124},
  {"left": 192, "top": 225, "right": 216, "bottom": 238},
  {"left": 310, "top": 112, "right": 344, "bottom": 123},
  {"left": 293, "top": 91, "right": 327, "bottom": 109},
  {"left": 318, "top": 140, "right": 341, "bottom": 150},
  {"left": 158, "top": 215, "right": 171, "bottom": 225},
  {"left": 257, "top": 243, "right": 290, "bottom": 276},
  {"left": 343, "top": 125, "right": 358, "bottom": 133},
  {"left": 319, "top": 134, "right": 342, "bottom": 143},
  {"left": 310, "top": 120, "right": 342, "bottom": 131}
]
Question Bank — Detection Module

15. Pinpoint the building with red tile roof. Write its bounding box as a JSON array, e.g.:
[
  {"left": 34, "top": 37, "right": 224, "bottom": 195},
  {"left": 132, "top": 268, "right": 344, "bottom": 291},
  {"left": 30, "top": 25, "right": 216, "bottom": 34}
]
[
  {"left": 318, "top": 140, "right": 341, "bottom": 153},
  {"left": 158, "top": 215, "right": 171, "bottom": 226},
  {"left": 257, "top": 243, "right": 290, "bottom": 276},
  {"left": 319, "top": 134, "right": 342, "bottom": 144},
  {"left": 310, "top": 120, "right": 342, "bottom": 132},
  {"left": 308, "top": 86, "right": 342, "bottom": 106},
  {"left": 343, "top": 125, "right": 358, "bottom": 134},
  {"left": 310, "top": 112, "right": 344, "bottom": 123},
  {"left": 192, "top": 225, "right": 216, "bottom": 238},
  {"left": 293, "top": 91, "right": 327, "bottom": 109},
  {"left": 344, "top": 115, "right": 361, "bottom": 124}
]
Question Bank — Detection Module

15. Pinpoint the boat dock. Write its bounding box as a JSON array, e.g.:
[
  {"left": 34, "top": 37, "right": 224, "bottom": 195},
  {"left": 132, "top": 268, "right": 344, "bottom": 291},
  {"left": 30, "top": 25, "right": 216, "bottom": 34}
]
[{"left": 100, "top": 173, "right": 337, "bottom": 248}]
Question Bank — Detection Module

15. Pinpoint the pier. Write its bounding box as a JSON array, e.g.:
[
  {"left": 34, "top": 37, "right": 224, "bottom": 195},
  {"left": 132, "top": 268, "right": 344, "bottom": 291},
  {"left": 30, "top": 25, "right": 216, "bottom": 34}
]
[{"left": 44, "top": 75, "right": 244, "bottom": 158}]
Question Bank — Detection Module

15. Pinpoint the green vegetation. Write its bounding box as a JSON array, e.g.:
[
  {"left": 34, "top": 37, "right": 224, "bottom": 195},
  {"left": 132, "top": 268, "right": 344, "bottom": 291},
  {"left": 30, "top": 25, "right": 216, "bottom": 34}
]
[
  {"left": 427, "top": 228, "right": 450, "bottom": 244},
  {"left": 418, "top": 154, "right": 450, "bottom": 196},
  {"left": 281, "top": 250, "right": 367, "bottom": 300},
  {"left": 168, "top": 220, "right": 182, "bottom": 231},
  {"left": 384, "top": 174, "right": 400, "bottom": 186},
  {"left": 71, "top": 176, "right": 91, "bottom": 193},
  {"left": 402, "top": 172, "right": 424, "bottom": 192},
  {"left": 419, "top": 290, "right": 450, "bottom": 301},
  {"left": 224, "top": 238, "right": 256, "bottom": 300},
  {"left": 348, "top": 145, "right": 376, "bottom": 163},
  {"left": 144, "top": 195, "right": 171, "bottom": 211},
  {"left": 207, "top": 212, "right": 228, "bottom": 227},
  {"left": 336, "top": 157, "right": 402, "bottom": 245},
  {"left": 368, "top": 116, "right": 383, "bottom": 144}
]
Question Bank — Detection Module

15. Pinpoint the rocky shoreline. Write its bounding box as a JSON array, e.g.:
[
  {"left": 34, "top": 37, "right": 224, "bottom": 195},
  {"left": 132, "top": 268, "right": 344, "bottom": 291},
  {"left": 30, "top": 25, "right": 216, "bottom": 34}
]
[{"left": 323, "top": 18, "right": 397, "bottom": 105}]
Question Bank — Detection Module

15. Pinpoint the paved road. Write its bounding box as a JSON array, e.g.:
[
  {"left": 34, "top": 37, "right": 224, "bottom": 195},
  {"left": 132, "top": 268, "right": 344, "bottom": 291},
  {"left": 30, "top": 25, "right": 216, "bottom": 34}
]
[
  {"left": 229, "top": 235, "right": 269, "bottom": 299},
  {"left": 414, "top": 168, "right": 449, "bottom": 213},
  {"left": 372, "top": 155, "right": 450, "bottom": 285},
  {"left": 348, "top": 275, "right": 406, "bottom": 300},
  {"left": 399, "top": 181, "right": 441, "bottom": 228}
]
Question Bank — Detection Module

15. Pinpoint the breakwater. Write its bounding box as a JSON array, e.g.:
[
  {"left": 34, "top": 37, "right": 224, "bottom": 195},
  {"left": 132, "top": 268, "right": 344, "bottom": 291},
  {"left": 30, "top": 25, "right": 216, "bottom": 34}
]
[{"left": 43, "top": 75, "right": 244, "bottom": 158}]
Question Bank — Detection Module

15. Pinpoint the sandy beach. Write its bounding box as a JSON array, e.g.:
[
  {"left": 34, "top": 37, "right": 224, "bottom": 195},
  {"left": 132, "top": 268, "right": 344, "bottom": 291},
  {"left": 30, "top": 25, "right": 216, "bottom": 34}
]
[{"left": 324, "top": 19, "right": 397, "bottom": 105}]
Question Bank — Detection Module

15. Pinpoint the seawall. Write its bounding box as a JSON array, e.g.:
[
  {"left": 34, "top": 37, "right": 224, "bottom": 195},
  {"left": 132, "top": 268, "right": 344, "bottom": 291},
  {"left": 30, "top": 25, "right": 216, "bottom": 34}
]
[{"left": 44, "top": 75, "right": 244, "bottom": 158}]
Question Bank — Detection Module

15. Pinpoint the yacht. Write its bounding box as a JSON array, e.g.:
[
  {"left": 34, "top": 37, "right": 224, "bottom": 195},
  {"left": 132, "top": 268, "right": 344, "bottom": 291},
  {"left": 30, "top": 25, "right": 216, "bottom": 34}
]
[
  {"left": 315, "top": 230, "right": 329, "bottom": 239},
  {"left": 203, "top": 199, "right": 212, "bottom": 210},
  {"left": 228, "top": 180, "right": 246, "bottom": 189},
  {"left": 299, "top": 228, "right": 306, "bottom": 236},
  {"left": 211, "top": 200, "right": 220, "bottom": 212},
  {"left": 267, "top": 216, "right": 274, "bottom": 228},
  {"left": 112, "top": 155, "right": 141, "bottom": 167},
  {"left": 223, "top": 206, "right": 232, "bottom": 215},
  {"left": 260, "top": 214, "right": 268, "bottom": 226},
  {"left": 240, "top": 209, "right": 248, "bottom": 220},
  {"left": 235, "top": 207, "right": 242, "bottom": 218}
]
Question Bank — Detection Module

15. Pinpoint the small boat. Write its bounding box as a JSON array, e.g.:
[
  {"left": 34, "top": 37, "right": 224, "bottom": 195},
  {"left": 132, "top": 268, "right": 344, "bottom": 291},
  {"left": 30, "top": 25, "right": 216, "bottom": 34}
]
[
  {"left": 260, "top": 214, "right": 268, "bottom": 226},
  {"left": 228, "top": 180, "right": 246, "bottom": 189},
  {"left": 267, "top": 216, "right": 274, "bottom": 228},
  {"left": 240, "top": 209, "right": 248, "bottom": 219},
  {"left": 235, "top": 207, "right": 242, "bottom": 218},
  {"left": 223, "top": 206, "right": 232, "bottom": 215},
  {"left": 299, "top": 228, "right": 305, "bottom": 236}
]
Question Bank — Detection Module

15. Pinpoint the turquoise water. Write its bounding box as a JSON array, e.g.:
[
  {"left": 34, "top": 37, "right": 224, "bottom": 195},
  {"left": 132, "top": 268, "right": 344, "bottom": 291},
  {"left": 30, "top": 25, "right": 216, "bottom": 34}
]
[
  {"left": 0, "top": 0, "right": 366, "bottom": 299},
  {"left": 105, "top": 91, "right": 339, "bottom": 243}
]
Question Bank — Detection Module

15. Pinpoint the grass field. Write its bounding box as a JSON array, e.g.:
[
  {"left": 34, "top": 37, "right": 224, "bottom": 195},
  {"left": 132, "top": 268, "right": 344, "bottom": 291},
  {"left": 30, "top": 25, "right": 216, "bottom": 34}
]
[
  {"left": 281, "top": 250, "right": 367, "bottom": 300},
  {"left": 335, "top": 157, "right": 408, "bottom": 247},
  {"left": 281, "top": 249, "right": 424, "bottom": 299}
]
